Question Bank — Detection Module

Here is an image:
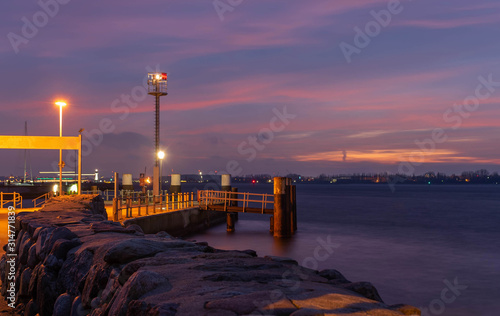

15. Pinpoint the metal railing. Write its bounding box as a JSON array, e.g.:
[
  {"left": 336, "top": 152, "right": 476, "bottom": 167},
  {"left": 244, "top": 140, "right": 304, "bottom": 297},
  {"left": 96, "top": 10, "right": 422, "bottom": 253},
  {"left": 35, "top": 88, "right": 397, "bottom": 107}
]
[
  {"left": 198, "top": 190, "right": 274, "bottom": 214},
  {"left": 1, "top": 192, "right": 23, "bottom": 209},
  {"left": 32, "top": 192, "right": 53, "bottom": 208},
  {"left": 81, "top": 189, "right": 168, "bottom": 202},
  {"left": 113, "top": 192, "right": 197, "bottom": 220}
]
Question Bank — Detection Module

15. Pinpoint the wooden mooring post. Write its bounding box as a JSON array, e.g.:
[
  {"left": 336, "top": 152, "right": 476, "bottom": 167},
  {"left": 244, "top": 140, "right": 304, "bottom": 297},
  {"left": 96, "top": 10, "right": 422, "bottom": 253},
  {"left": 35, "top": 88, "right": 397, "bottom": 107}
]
[
  {"left": 290, "top": 185, "right": 297, "bottom": 233},
  {"left": 273, "top": 177, "right": 294, "bottom": 238}
]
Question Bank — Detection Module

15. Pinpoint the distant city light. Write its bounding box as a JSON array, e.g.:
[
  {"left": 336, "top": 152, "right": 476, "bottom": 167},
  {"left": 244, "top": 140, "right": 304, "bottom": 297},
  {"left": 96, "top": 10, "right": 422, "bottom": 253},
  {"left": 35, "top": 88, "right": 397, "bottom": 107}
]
[{"left": 69, "top": 184, "right": 78, "bottom": 193}]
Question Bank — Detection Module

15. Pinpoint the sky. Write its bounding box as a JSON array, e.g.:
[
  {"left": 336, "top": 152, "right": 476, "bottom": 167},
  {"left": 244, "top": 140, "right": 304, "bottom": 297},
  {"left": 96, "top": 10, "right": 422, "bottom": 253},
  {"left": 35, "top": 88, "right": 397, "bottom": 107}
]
[{"left": 1, "top": 0, "right": 500, "bottom": 178}]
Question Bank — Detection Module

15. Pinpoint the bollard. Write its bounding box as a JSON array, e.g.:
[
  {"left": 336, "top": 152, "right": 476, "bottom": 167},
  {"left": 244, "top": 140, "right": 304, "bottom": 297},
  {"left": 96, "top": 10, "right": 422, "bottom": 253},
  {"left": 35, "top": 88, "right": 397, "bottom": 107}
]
[
  {"left": 170, "top": 174, "right": 181, "bottom": 194},
  {"left": 269, "top": 215, "right": 274, "bottom": 233},
  {"left": 177, "top": 193, "right": 181, "bottom": 209},
  {"left": 221, "top": 174, "right": 231, "bottom": 192},
  {"left": 166, "top": 193, "right": 169, "bottom": 211},
  {"left": 273, "top": 177, "right": 292, "bottom": 238},
  {"left": 123, "top": 174, "right": 134, "bottom": 191}
]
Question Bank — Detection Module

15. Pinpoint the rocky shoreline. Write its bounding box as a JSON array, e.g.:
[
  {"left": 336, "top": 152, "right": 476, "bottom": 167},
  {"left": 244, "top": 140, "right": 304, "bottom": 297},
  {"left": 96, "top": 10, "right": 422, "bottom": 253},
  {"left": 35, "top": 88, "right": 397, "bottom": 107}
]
[{"left": 0, "top": 195, "right": 420, "bottom": 315}]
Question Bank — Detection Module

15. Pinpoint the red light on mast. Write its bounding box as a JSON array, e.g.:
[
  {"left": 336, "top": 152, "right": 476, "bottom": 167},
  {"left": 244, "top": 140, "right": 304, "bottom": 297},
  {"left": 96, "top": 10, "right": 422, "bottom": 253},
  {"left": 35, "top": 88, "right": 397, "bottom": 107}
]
[{"left": 161, "top": 73, "right": 167, "bottom": 80}]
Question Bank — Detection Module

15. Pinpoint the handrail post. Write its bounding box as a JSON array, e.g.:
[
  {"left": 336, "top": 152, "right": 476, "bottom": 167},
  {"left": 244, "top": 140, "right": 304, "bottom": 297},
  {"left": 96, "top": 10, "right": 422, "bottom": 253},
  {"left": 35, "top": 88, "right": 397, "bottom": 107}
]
[
  {"left": 126, "top": 198, "right": 131, "bottom": 218},
  {"left": 153, "top": 196, "right": 157, "bottom": 213},
  {"left": 138, "top": 195, "right": 142, "bottom": 217},
  {"left": 113, "top": 198, "right": 119, "bottom": 221}
]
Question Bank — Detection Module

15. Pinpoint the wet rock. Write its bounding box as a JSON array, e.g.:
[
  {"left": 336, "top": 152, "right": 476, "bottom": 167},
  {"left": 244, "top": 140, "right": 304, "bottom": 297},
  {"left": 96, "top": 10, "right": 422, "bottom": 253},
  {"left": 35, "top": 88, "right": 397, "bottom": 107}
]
[
  {"left": 71, "top": 296, "right": 89, "bottom": 316},
  {"left": 265, "top": 255, "right": 298, "bottom": 265},
  {"left": 36, "top": 264, "right": 61, "bottom": 315},
  {"left": 290, "top": 308, "right": 324, "bottom": 316},
  {"left": 28, "top": 264, "right": 43, "bottom": 299},
  {"left": 81, "top": 263, "right": 113, "bottom": 308},
  {"left": 206, "top": 291, "right": 279, "bottom": 315},
  {"left": 108, "top": 270, "right": 171, "bottom": 316},
  {"left": 318, "top": 269, "right": 349, "bottom": 284},
  {"left": 155, "top": 231, "right": 171, "bottom": 238},
  {"left": 41, "top": 227, "right": 79, "bottom": 258},
  {"left": 90, "top": 222, "right": 132, "bottom": 234},
  {"left": 390, "top": 304, "right": 421, "bottom": 315},
  {"left": 100, "top": 269, "right": 121, "bottom": 305},
  {"left": 203, "top": 271, "right": 282, "bottom": 283},
  {"left": 340, "top": 281, "right": 384, "bottom": 303},
  {"left": 18, "top": 267, "right": 32, "bottom": 297},
  {"left": 49, "top": 239, "right": 82, "bottom": 260},
  {"left": 127, "top": 300, "right": 179, "bottom": 316},
  {"left": 35, "top": 227, "right": 55, "bottom": 261},
  {"left": 125, "top": 224, "right": 144, "bottom": 235},
  {"left": 19, "top": 237, "right": 33, "bottom": 265},
  {"left": 14, "top": 230, "right": 25, "bottom": 254},
  {"left": 27, "top": 244, "right": 38, "bottom": 269},
  {"left": 53, "top": 293, "right": 73, "bottom": 316},
  {"left": 24, "top": 299, "right": 39, "bottom": 316},
  {"left": 240, "top": 249, "right": 258, "bottom": 257},
  {"left": 43, "top": 254, "right": 63, "bottom": 271},
  {"left": 103, "top": 238, "right": 194, "bottom": 264},
  {"left": 58, "top": 248, "right": 94, "bottom": 296}
]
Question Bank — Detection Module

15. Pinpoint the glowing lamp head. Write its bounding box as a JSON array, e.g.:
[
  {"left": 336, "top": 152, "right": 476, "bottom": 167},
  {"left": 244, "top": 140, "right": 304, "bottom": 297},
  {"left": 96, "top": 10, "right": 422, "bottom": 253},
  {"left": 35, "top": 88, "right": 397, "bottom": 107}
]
[
  {"left": 69, "top": 184, "right": 78, "bottom": 193},
  {"left": 157, "top": 151, "right": 165, "bottom": 160},
  {"left": 55, "top": 101, "right": 67, "bottom": 107},
  {"left": 149, "top": 73, "right": 167, "bottom": 81}
]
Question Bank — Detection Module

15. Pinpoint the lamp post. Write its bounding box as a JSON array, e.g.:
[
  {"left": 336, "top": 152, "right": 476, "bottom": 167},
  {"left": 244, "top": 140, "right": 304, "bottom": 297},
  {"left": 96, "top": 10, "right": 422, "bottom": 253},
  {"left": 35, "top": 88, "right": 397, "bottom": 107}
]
[
  {"left": 147, "top": 72, "right": 168, "bottom": 197},
  {"left": 157, "top": 150, "right": 165, "bottom": 193},
  {"left": 55, "top": 101, "right": 67, "bottom": 196}
]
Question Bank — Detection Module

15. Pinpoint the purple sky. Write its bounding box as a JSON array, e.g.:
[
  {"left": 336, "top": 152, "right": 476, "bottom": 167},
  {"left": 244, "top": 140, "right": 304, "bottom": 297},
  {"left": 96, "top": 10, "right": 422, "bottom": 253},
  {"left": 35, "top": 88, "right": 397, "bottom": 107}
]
[{"left": 1, "top": 0, "right": 500, "bottom": 178}]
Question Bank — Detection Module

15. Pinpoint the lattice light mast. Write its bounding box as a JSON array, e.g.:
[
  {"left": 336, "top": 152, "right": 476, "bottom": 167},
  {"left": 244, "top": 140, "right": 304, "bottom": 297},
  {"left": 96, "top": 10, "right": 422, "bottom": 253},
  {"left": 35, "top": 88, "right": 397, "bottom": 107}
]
[{"left": 147, "top": 72, "right": 168, "bottom": 196}]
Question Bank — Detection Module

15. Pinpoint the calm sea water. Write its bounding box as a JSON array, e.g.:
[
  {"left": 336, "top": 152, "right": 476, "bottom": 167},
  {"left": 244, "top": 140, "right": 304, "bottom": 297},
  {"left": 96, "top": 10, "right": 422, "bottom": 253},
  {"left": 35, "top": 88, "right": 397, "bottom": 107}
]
[{"left": 189, "top": 183, "right": 500, "bottom": 316}]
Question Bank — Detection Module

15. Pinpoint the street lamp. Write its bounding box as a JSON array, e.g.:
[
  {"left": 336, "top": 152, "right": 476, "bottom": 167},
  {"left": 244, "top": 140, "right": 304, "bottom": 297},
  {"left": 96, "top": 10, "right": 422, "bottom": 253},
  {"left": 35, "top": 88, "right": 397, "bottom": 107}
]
[
  {"left": 157, "top": 150, "right": 165, "bottom": 192},
  {"left": 147, "top": 72, "right": 168, "bottom": 196},
  {"left": 55, "top": 101, "right": 67, "bottom": 196}
]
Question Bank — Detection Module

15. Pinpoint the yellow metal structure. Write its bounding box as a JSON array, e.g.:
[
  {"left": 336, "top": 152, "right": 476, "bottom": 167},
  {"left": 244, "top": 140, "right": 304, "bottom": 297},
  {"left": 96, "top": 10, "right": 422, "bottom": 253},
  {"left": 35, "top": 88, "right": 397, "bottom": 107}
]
[
  {"left": 0, "top": 192, "right": 23, "bottom": 209},
  {"left": 0, "top": 135, "right": 82, "bottom": 194}
]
